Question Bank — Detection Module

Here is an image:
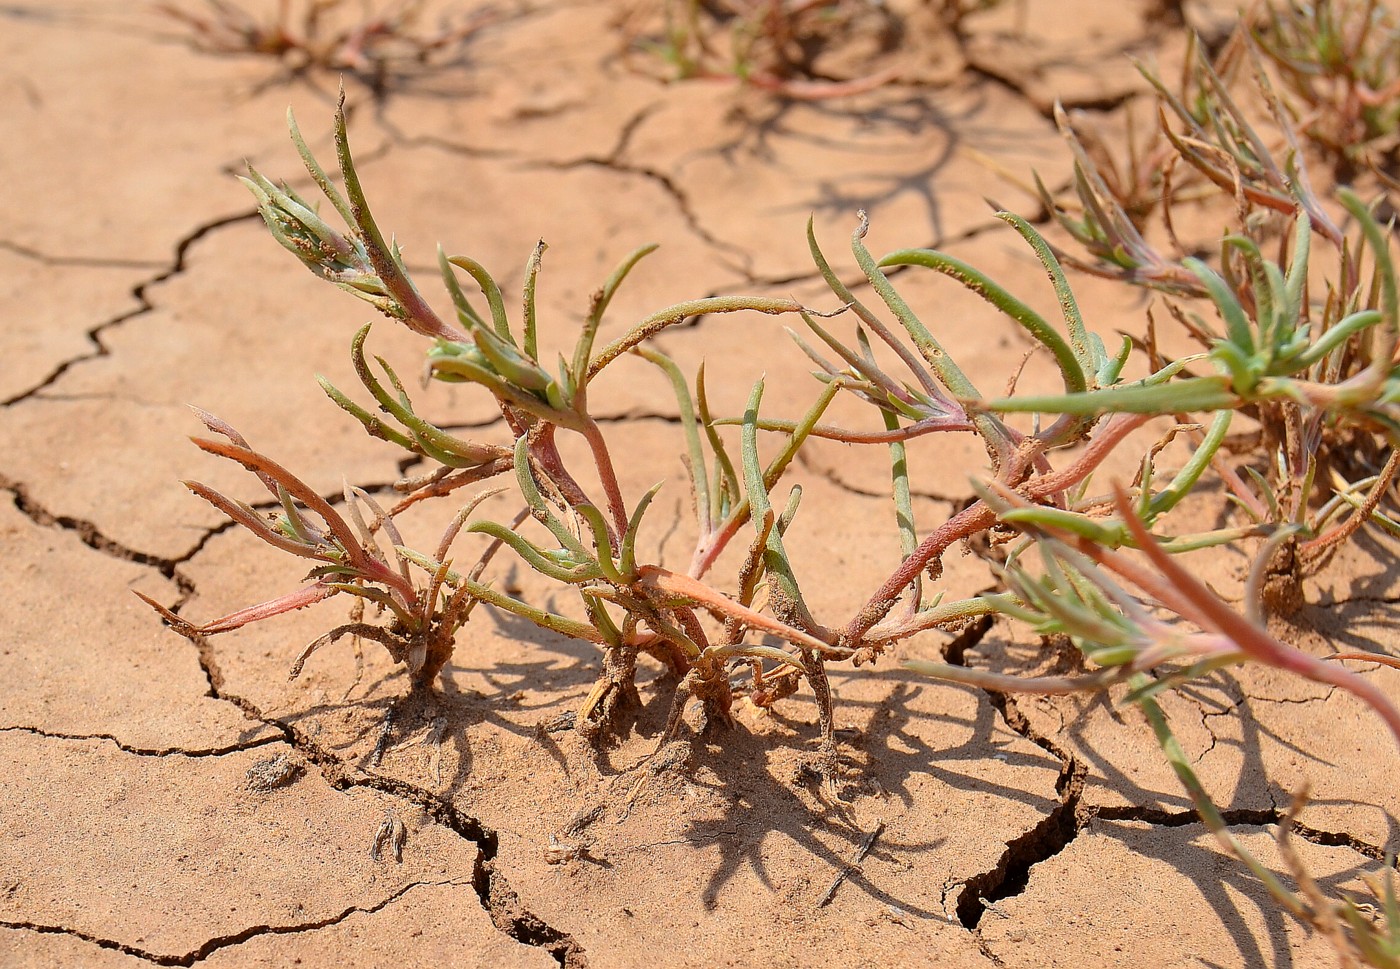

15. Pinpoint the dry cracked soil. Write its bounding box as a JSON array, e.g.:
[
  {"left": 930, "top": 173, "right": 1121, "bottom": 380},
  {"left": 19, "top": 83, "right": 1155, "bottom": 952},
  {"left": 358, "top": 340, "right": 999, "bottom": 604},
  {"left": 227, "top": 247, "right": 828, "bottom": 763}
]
[{"left": 2, "top": 1, "right": 1398, "bottom": 967}]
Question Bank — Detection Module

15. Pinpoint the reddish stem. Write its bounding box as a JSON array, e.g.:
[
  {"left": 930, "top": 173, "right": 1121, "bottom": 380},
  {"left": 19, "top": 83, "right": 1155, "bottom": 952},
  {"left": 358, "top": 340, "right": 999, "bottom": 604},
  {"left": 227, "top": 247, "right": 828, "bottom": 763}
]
[
  {"left": 530, "top": 425, "right": 615, "bottom": 547},
  {"left": 762, "top": 414, "right": 975, "bottom": 444},
  {"left": 689, "top": 507, "right": 749, "bottom": 580},
  {"left": 1300, "top": 446, "right": 1400, "bottom": 560},
  {"left": 580, "top": 417, "right": 629, "bottom": 547},
  {"left": 637, "top": 565, "right": 849, "bottom": 658},
  {"left": 843, "top": 413, "right": 1154, "bottom": 646},
  {"left": 1100, "top": 485, "right": 1400, "bottom": 751}
]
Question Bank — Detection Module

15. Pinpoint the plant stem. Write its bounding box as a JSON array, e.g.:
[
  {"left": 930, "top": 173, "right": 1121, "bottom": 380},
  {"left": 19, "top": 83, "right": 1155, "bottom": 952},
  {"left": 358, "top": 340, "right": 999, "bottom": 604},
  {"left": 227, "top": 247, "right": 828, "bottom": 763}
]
[
  {"left": 580, "top": 417, "right": 629, "bottom": 547},
  {"left": 637, "top": 565, "right": 848, "bottom": 658},
  {"left": 843, "top": 413, "right": 1154, "bottom": 647}
]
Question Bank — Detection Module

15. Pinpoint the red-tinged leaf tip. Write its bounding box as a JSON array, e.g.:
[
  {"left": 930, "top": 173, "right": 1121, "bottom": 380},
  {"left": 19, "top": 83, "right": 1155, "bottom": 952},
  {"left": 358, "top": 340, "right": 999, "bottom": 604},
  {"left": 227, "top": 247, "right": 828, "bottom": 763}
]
[
  {"left": 187, "top": 406, "right": 252, "bottom": 446},
  {"left": 133, "top": 591, "right": 197, "bottom": 635},
  {"left": 1329, "top": 652, "right": 1400, "bottom": 671}
]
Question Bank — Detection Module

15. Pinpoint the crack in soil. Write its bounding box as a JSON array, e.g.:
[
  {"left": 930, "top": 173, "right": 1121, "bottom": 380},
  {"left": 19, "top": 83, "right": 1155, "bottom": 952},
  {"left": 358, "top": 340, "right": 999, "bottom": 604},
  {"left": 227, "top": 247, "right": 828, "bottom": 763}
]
[
  {"left": 1195, "top": 707, "right": 1227, "bottom": 764},
  {"left": 0, "top": 725, "right": 282, "bottom": 759},
  {"left": 524, "top": 96, "right": 721, "bottom": 236},
  {"left": 1240, "top": 685, "right": 1340, "bottom": 706},
  {"left": 179, "top": 623, "right": 587, "bottom": 967},
  {"left": 1093, "top": 803, "right": 1397, "bottom": 864},
  {"left": 0, "top": 879, "right": 462, "bottom": 967},
  {"left": 946, "top": 635, "right": 1394, "bottom": 929},
  {"left": 974, "top": 935, "right": 1009, "bottom": 968},
  {"left": 935, "top": 616, "right": 1090, "bottom": 930},
  {"left": 947, "top": 645, "right": 1084, "bottom": 931},
  {"left": 600, "top": 100, "right": 663, "bottom": 164},
  {"left": 950, "top": 12, "right": 1160, "bottom": 121},
  {"left": 947, "top": 638, "right": 1393, "bottom": 931},
  {"left": 27, "top": 391, "right": 173, "bottom": 407},
  {"left": 532, "top": 151, "right": 757, "bottom": 281},
  {"left": 955, "top": 678, "right": 1395, "bottom": 934},
  {"left": 933, "top": 504, "right": 1395, "bottom": 931},
  {"left": 955, "top": 687, "right": 1086, "bottom": 930},
  {"left": 0, "top": 237, "right": 164, "bottom": 270},
  {"left": 377, "top": 96, "right": 753, "bottom": 283},
  {"left": 1177, "top": 686, "right": 1239, "bottom": 765},
  {"left": 593, "top": 409, "right": 685, "bottom": 425},
  {"left": 2, "top": 211, "right": 260, "bottom": 407},
  {"left": 0, "top": 466, "right": 413, "bottom": 598},
  {"left": 0, "top": 473, "right": 194, "bottom": 594},
  {"left": 366, "top": 123, "right": 519, "bottom": 162},
  {"left": 962, "top": 55, "right": 1139, "bottom": 116}
]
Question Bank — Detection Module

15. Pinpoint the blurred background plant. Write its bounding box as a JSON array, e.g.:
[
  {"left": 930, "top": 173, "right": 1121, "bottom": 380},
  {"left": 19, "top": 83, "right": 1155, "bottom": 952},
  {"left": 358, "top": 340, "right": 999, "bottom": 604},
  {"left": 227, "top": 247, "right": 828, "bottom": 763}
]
[
  {"left": 1040, "top": 0, "right": 1400, "bottom": 279},
  {"left": 1251, "top": 0, "right": 1400, "bottom": 181},
  {"left": 616, "top": 0, "right": 922, "bottom": 98},
  {"left": 155, "top": 0, "right": 499, "bottom": 90}
]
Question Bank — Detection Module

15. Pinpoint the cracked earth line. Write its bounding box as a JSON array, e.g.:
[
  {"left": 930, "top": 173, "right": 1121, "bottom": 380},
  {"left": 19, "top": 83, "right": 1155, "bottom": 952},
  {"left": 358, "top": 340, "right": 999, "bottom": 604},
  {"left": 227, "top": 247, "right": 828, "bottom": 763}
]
[
  {"left": 0, "top": 725, "right": 282, "bottom": 759},
  {"left": 962, "top": 55, "right": 1138, "bottom": 116},
  {"left": 4, "top": 74, "right": 403, "bottom": 410},
  {"left": 0, "top": 473, "right": 194, "bottom": 590},
  {"left": 386, "top": 107, "right": 755, "bottom": 282},
  {"left": 1177, "top": 686, "right": 1238, "bottom": 765},
  {"left": 0, "top": 467, "right": 418, "bottom": 599},
  {"left": 954, "top": 703, "right": 1085, "bottom": 930},
  {"left": 1094, "top": 803, "right": 1399, "bottom": 864},
  {"left": 540, "top": 152, "right": 1052, "bottom": 291},
  {"left": 947, "top": 627, "right": 1397, "bottom": 926},
  {"left": 594, "top": 409, "right": 688, "bottom": 425},
  {"left": 1244, "top": 686, "right": 1341, "bottom": 705},
  {"left": 0, "top": 879, "right": 462, "bottom": 966},
  {"left": 535, "top": 152, "right": 757, "bottom": 280},
  {"left": 0, "top": 238, "right": 164, "bottom": 270},
  {"left": 939, "top": 619, "right": 1090, "bottom": 930},
  {"left": 2, "top": 210, "right": 259, "bottom": 407},
  {"left": 184, "top": 628, "right": 587, "bottom": 967}
]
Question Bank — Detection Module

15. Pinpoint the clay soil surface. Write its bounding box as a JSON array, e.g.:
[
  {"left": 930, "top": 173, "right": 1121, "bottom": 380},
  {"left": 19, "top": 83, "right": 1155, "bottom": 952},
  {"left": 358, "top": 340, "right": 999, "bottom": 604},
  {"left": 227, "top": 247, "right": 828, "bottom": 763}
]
[{"left": 2, "top": 2, "right": 1398, "bottom": 967}]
